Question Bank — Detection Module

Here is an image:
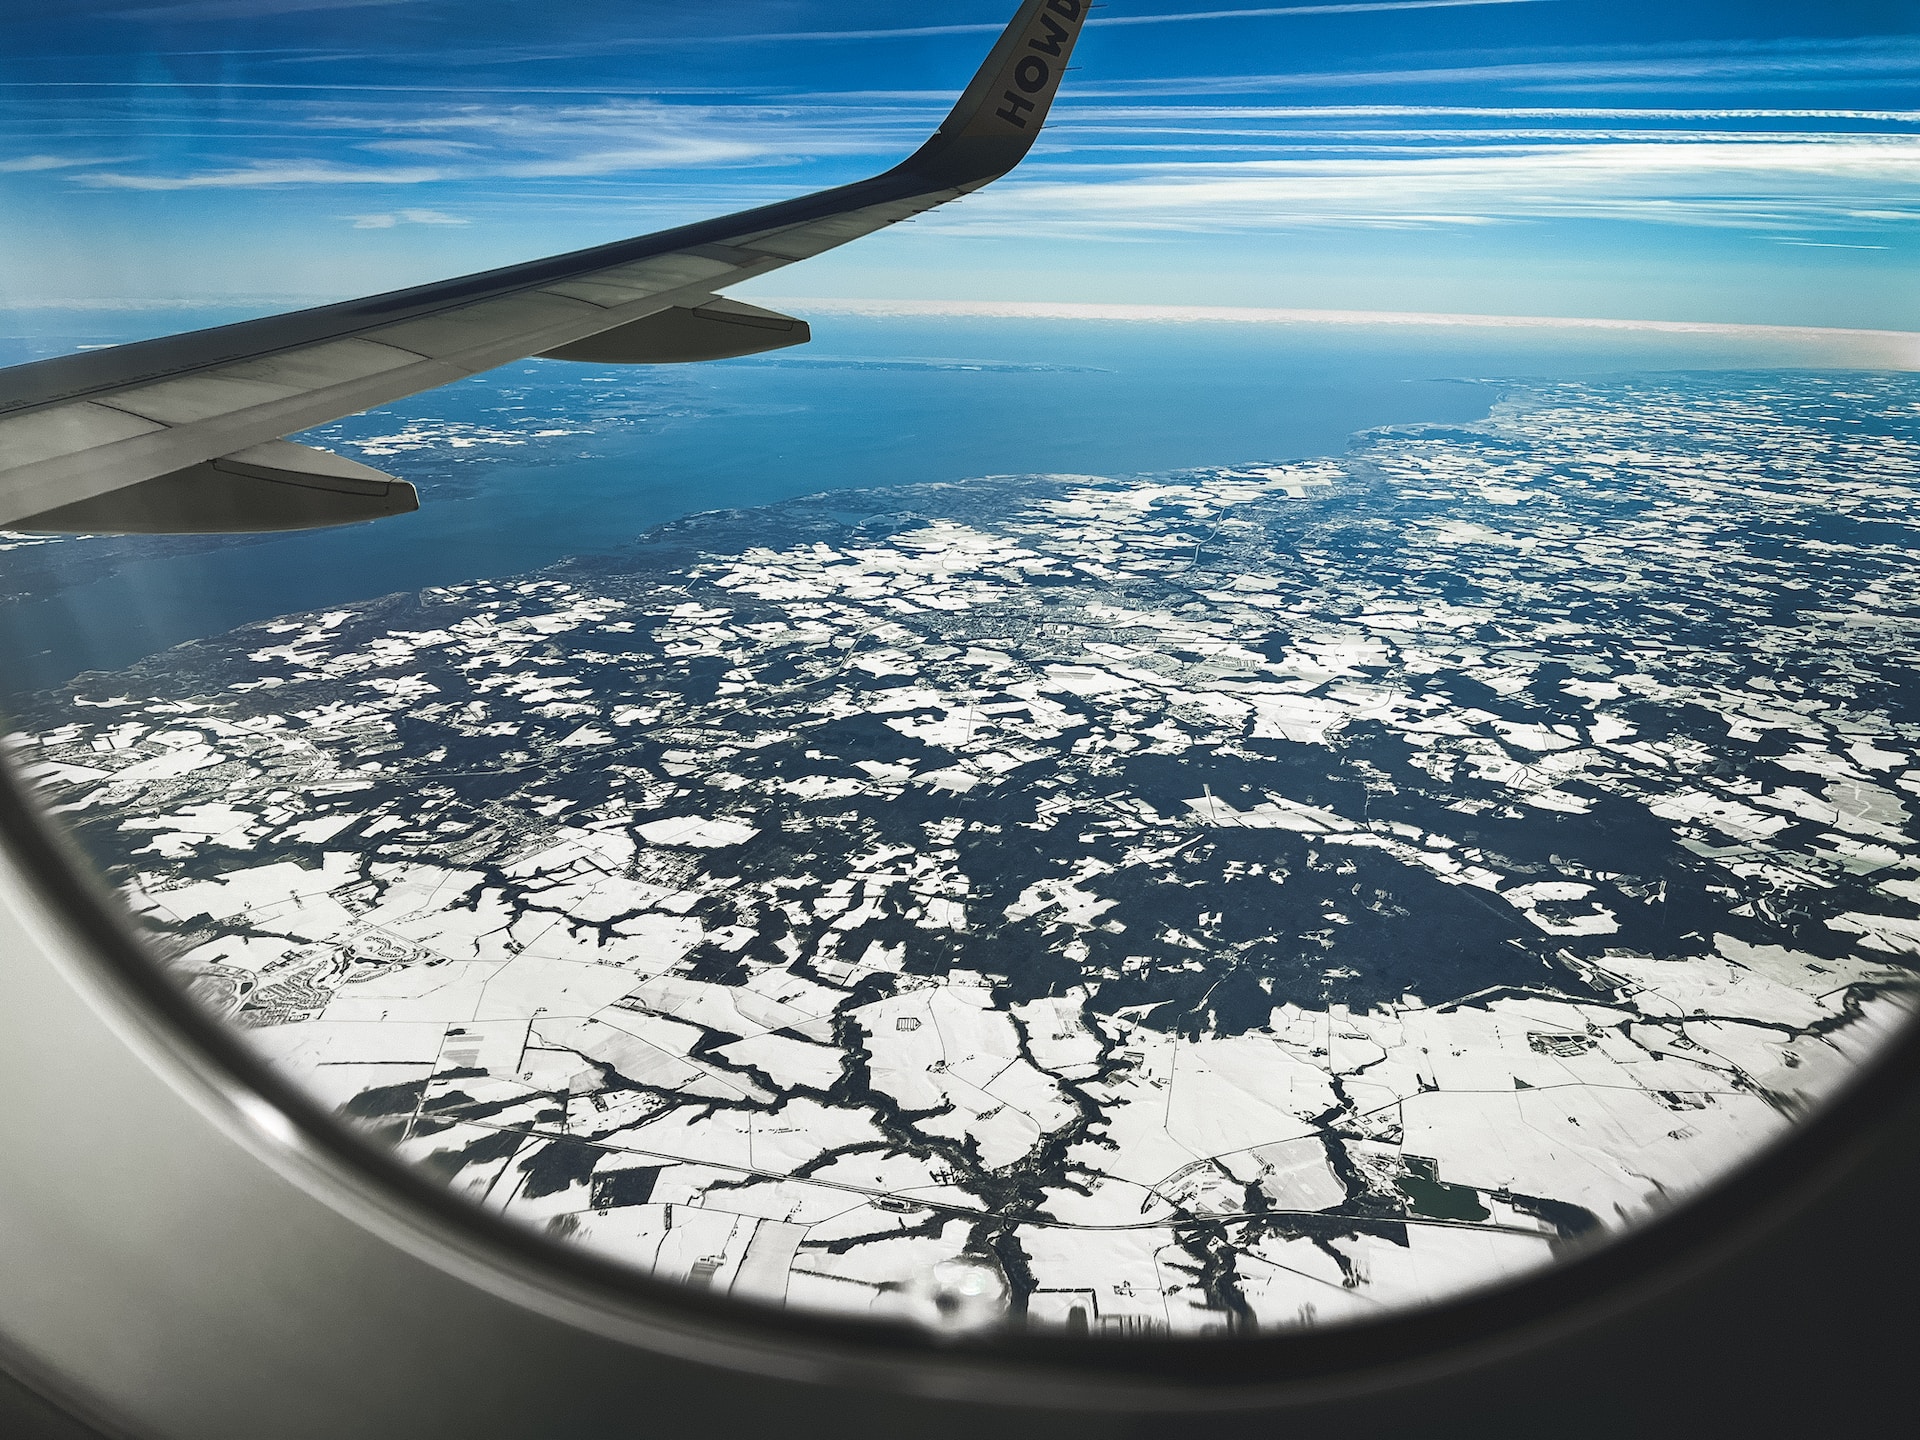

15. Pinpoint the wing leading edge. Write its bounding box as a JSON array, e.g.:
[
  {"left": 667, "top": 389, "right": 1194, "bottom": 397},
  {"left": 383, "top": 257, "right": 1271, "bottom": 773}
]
[{"left": 0, "top": 0, "right": 1090, "bottom": 534}]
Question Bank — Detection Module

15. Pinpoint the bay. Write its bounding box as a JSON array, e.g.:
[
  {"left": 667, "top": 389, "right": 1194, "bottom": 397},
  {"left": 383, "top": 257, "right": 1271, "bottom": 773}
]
[{"left": 0, "top": 311, "right": 1851, "bottom": 700}]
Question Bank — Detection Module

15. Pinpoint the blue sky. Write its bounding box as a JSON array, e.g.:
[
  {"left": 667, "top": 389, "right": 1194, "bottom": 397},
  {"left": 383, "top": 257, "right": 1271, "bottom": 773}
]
[{"left": 2, "top": 0, "right": 1916, "bottom": 327}]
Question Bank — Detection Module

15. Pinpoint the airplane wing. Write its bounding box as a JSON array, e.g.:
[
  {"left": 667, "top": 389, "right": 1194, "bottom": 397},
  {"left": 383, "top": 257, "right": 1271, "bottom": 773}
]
[{"left": 0, "top": 0, "right": 1090, "bottom": 535}]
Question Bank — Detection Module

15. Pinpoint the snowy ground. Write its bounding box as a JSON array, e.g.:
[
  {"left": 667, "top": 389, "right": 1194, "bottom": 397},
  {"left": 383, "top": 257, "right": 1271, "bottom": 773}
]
[{"left": 14, "top": 369, "right": 1920, "bottom": 1336}]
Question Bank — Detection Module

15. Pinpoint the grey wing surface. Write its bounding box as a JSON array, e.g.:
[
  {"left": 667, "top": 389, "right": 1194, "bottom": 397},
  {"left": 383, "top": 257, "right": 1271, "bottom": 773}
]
[{"left": 0, "top": 0, "right": 1090, "bottom": 534}]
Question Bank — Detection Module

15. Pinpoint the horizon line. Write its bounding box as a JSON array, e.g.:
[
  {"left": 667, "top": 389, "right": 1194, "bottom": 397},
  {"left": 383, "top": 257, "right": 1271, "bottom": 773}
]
[
  {"left": 744, "top": 296, "right": 1920, "bottom": 344},
  {"left": 6, "top": 294, "right": 1917, "bottom": 365}
]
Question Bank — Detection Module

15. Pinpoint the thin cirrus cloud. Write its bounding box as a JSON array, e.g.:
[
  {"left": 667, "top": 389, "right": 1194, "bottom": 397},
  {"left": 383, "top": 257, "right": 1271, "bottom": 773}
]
[
  {"left": 315, "top": 97, "right": 860, "bottom": 148},
  {"left": 349, "top": 206, "right": 466, "bottom": 228},
  {"left": 112, "top": 0, "right": 424, "bottom": 20},
  {"left": 489, "top": 138, "right": 782, "bottom": 178},
  {"left": 0, "top": 153, "right": 122, "bottom": 173},
  {"left": 571, "top": 0, "right": 1548, "bottom": 47},
  {"left": 1059, "top": 106, "right": 1920, "bottom": 123},
  {"left": 1772, "top": 238, "right": 1888, "bottom": 248},
  {"left": 73, "top": 113, "right": 799, "bottom": 189},
  {"left": 13, "top": 11, "right": 1916, "bottom": 268},
  {"left": 355, "top": 138, "right": 479, "bottom": 157},
  {"left": 78, "top": 159, "right": 447, "bottom": 189},
  {"left": 945, "top": 133, "right": 1920, "bottom": 238},
  {"left": 1092, "top": 1, "right": 1547, "bottom": 27},
  {"left": 69, "top": 0, "right": 1554, "bottom": 70},
  {"left": 1078, "top": 35, "right": 1920, "bottom": 97},
  {"left": 52, "top": 109, "right": 1920, "bottom": 238},
  {"left": 59, "top": 92, "right": 901, "bottom": 190}
]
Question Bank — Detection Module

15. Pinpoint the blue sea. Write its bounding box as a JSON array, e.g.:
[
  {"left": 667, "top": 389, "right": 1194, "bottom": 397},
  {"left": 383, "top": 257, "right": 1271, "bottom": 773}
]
[{"left": 0, "top": 308, "right": 1869, "bottom": 701}]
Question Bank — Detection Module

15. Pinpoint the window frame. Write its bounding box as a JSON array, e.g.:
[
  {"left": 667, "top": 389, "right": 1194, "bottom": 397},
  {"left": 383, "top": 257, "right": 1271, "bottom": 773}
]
[{"left": 1, "top": 747, "right": 1915, "bottom": 1413}]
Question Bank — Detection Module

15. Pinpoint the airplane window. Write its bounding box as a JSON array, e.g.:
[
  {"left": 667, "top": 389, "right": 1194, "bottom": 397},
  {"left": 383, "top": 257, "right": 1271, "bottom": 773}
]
[{"left": 2, "top": 0, "right": 1917, "bottom": 1351}]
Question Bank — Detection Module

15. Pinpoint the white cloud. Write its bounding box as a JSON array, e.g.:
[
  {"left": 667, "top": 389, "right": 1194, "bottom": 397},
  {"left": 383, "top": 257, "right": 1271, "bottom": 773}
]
[
  {"left": 0, "top": 294, "right": 328, "bottom": 310},
  {"left": 1773, "top": 239, "right": 1889, "bottom": 250},
  {"left": 68, "top": 97, "right": 866, "bottom": 191},
  {"left": 1057, "top": 104, "right": 1920, "bottom": 123},
  {"left": 952, "top": 135, "right": 1920, "bottom": 236},
  {"left": 356, "top": 139, "right": 479, "bottom": 158},
  {"left": 1073, "top": 36, "right": 1920, "bottom": 98},
  {"left": 490, "top": 140, "right": 777, "bottom": 178},
  {"left": 114, "top": 0, "right": 422, "bottom": 19},
  {"left": 348, "top": 208, "right": 468, "bottom": 229},
  {"left": 552, "top": 0, "right": 1544, "bottom": 48},
  {"left": 80, "top": 161, "right": 446, "bottom": 190},
  {"left": 0, "top": 154, "right": 119, "bottom": 173},
  {"left": 319, "top": 96, "right": 866, "bottom": 155},
  {"left": 1093, "top": 1, "right": 1545, "bottom": 28}
]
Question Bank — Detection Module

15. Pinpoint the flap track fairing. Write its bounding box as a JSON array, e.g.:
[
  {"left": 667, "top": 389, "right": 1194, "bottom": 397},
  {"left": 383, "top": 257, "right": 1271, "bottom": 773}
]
[
  {"left": 537, "top": 299, "right": 810, "bottom": 365},
  {"left": 13, "top": 440, "right": 418, "bottom": 535}
]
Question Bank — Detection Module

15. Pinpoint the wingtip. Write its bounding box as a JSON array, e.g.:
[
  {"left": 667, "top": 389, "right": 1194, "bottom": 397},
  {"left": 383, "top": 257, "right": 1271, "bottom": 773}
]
[{"left": 893, "top": 0, "right": 1092, "bottom": 191}]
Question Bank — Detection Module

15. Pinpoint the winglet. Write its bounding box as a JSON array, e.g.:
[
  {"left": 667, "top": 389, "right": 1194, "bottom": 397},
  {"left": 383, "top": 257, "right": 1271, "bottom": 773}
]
[{"left": 893, "top": 0, "right": 1091, "bottom": 190}]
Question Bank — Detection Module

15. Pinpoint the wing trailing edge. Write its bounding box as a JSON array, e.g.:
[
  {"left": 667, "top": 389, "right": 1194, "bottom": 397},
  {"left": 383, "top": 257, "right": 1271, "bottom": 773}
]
[{"left": 0, "top": 0, "right": 1090, "bottom": 534}]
